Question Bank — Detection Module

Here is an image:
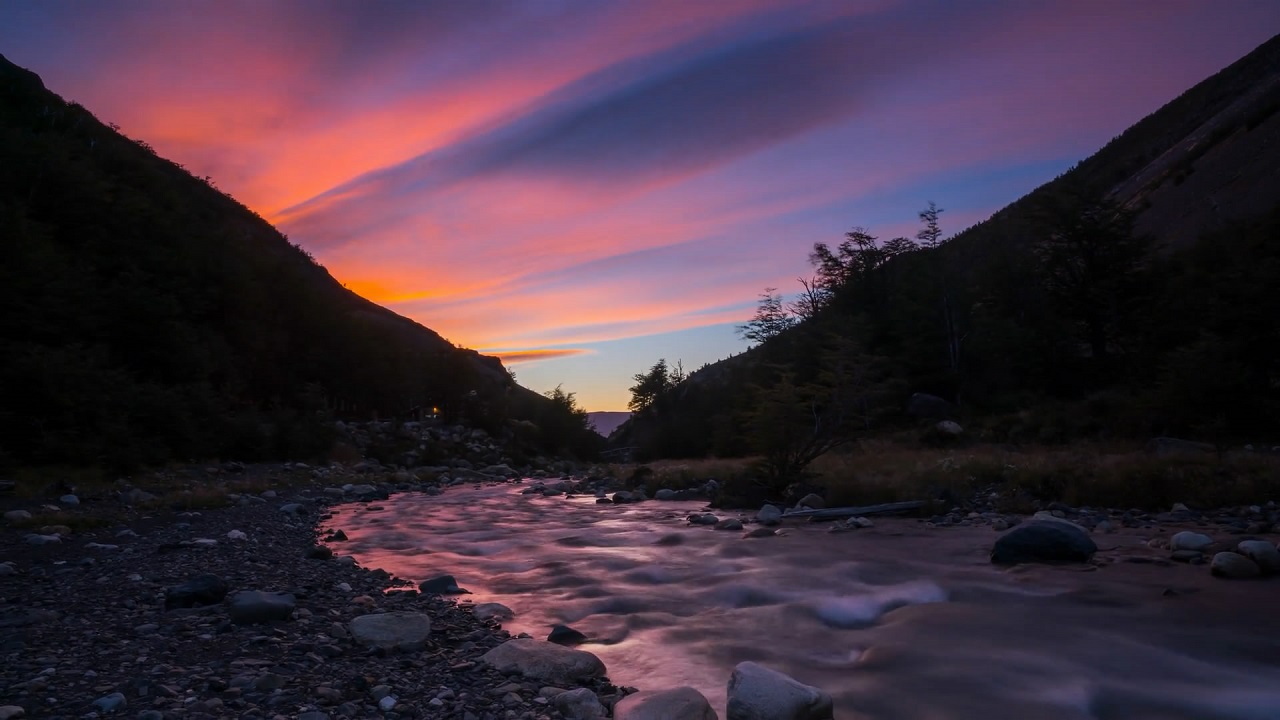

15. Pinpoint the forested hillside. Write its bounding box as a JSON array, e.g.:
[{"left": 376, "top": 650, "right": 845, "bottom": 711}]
[
  {"left": 0, "top": 55, "right": 598, "bottom": 470},
  {"left": 616, "top": 34, "right": 1280, "bottom": 473}
]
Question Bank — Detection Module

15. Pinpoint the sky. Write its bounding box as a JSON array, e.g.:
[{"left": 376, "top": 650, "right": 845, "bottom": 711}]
[{"left": 2, "top": 1, "right": 1277, "bottom": 410}]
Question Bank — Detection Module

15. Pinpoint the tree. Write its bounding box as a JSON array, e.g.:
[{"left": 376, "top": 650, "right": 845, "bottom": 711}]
[
  {"left": 628, "top": 358, "right": 671, "bottom": 412},
  {"left": 738, "top": 288, "right": 795, "bottom": 344},
  {"left": 747, "top": 334, "right": 887, "bottom": 490},
  {"left": 917, "top": 201, "right": 945, "bottom": 247},
  {"left": 1035, "top": 194, "right": 1150, "bottom": 362}
]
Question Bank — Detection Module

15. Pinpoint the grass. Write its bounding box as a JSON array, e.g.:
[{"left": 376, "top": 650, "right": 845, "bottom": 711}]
[
  {"left": 812, "top": 440, "right": 1280, "bottom": 511},
  {"left": 604, "top": 441, "right": 1280, "bottom": 512}
]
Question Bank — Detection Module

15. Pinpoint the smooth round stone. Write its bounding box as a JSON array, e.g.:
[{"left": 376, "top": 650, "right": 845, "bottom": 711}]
[{"left": 1210, "top": 551, "right": 1261, "bottom": 579}]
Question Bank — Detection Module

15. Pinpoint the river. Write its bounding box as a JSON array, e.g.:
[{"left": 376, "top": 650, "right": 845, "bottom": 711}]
[{"left": 320, "top": 482, "right": 1280, "bottom": 719}]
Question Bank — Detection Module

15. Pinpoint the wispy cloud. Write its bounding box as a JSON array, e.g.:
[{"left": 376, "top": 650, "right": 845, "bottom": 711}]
[{"left": 2, "top": 0, "right": 1276, "bottom": 407}]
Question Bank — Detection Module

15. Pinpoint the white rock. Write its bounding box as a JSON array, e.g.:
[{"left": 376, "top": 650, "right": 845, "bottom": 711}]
[
  {"left": 757, "top": 505, "right": 783, "bottom": 526},
  {"left": 378, "top": 696, "right": 397, "bottom": 712},
  {"left": 59, "top": 494, "right": 79, "bottom": 506},
  {"left": 553, "top": 687, "right": 606, "bottom": 719},
  {"left": 24, "top": 534, "right": 60, "bottom": 545},
  {"left": 479, "top": 639, "right": 606, "bottom": 684},
  {"left": 1210, "top": 551, "right": 1261, "bottom": 579},
  {"left": 226, "top": 530, "right": 248, "bottom": 541},
  {"left": 615, "top": 686, "right": 718, "bottom": 720},
  {"left": 1169, "top": 531, "right": 1214, "bottom": 552},
  {"left": 727, "top": 661, "right": 833, "bottom": 720},
  {"left": 349, "top": 612, "right": 432, "bottom": 651},
  {"left": 1236, "top": 540, "right": 1280, "bottom": 574}
]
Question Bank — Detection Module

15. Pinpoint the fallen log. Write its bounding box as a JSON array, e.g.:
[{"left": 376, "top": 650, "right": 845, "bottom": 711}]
[{"left": 782, "top": 500, "right": 926, "bottom": 520}]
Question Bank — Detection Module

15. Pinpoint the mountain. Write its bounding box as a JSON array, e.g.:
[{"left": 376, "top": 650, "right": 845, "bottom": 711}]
[
  {"left": 0, "top": 54, "right": 596, "bottom": 469},
  {"left": 586, "top": 412, "right": 631, "bottom": 438},
  {"left": 617, "top": 33, "right": 1280, "bottom": 460}
]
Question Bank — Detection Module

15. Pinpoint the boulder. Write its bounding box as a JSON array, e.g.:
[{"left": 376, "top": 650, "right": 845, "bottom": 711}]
[
  {"left": 552, "top": 688, "right": 606, "bottom": 719},
  {"left": 906, "top": 392, "right": 955, "bottom": 419},
  {"left": 2, "top": 510, "right": 30, "bottom": 525},
  {"left": 59, "top": 494, "right": 79, "bottom": 506},
  {"left": 349, "top": 612, "right": 433, "bottom": 651},
  {"left": 757, "top": 505, "right": 782, "bottom": 526},
  {"left": 1169, "top": 531, "right": 1214, "bottom": 552},
  {"left": 1210, "top": 551, "right": 1261, "bottom": 579},
  {"left": 726, "top": 661, "right": 833, "bottom": 720},
  {"left": 228, "top": 591, "right": 295, "bottom": 624},
  {"left": 479, "top": 638, "right": 606, "bottom": 684},
  {"left": 548, "top": 624, "right": 588, "bottom": 646},
  {"left": 990, "top": 520, "right": 1097, "bottom": 564},
  {"left": 716, "top": 518, "right": 744, "bottom": 531},
  {"left": 615, "top": 686, "right": 718, "bottom": 720},
  {"left": 935, "top": 420, "right": 964, "bottom": 436},
  {"left": 1236, "top": 540, "right": 1280, "bottom": 574},
  {"left": 655, "top": 489, "right": 677, "bottom": 501},
  {"left": 688, "top": 514, "right": 719, "bottom": 526},
  {"left": 795, "top": 493, "right": 824, "bottom": 510},
  {"left": 165, "top": 574, "right": 228, "bottom": 609},
  {"left": 419, "top": 574, "right": 469, "bottom": 594},
  {"left": 473, "top": 602, "right": 515, "bottom": 621}
]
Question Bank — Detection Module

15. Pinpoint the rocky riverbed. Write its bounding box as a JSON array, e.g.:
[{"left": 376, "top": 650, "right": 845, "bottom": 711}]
[{"left": 0, "top": 469, "right": 628, "bottom": 720}]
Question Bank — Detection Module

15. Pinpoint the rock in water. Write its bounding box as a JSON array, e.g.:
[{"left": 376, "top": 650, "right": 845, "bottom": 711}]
[
  {"left": 553, "top": 688, "right": 606, "bottom": 719},
  {"left": 615, "top": 686, "right": 718, "bottom": 720},
  {"left": 990, "top": 520, "right": 1097, "bottom": 564},
  {"left": 348, "top": 612, "right": 432, "bottom": 652},
  {"left": 548, "top": 624, "right": 589, "bottom": 646},
  {"left": 757, "top": 505, "right": 782, "bottom": 526},
  {"left": 419, "top": 574, "right": 468, "bottom": 594},
  {"left": 165, "top": 574, "right": 228, "bottom": 609},
  {"left": 1211, "top": 551, "right": 1261, "bottom": 579},
  {"left": 1169, "top": 531, "right": 1213, "bottom": 552},
  {"left": 1236, "top": 540, "right": 1280, "bottom": 574},
  {"left": 727, "top": 661, "right": 833, "bottom": 720},
  {"left": 473, "top": 602, "right": 515, "bottom": 621},
  {"left": 479, "top": 638, "right": 606, "bottom": 684},
  {"left": 227, "top": 590, "right": 296, "bottom": 624}
]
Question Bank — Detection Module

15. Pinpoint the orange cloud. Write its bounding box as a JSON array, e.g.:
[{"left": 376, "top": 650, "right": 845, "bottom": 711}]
[{"left": 486, "top": 349, "right": 592, "bottom": 365}]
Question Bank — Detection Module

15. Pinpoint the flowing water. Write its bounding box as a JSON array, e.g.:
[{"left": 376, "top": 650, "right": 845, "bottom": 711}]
[{"left": 321, "top": 483, "right": 1280, "bottom": 719}]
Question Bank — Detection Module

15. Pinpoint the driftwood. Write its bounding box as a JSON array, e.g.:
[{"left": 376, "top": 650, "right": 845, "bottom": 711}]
[{"left": 782, "top": 500, "right": 926, "bottom": 520}]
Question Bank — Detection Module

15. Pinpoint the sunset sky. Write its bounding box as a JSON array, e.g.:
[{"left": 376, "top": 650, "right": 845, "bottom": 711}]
[{"left": 2, "top": 1, "right": 1277, "bottom": 410}]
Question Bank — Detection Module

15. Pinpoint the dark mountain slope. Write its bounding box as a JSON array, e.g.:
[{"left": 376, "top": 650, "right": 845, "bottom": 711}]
[
  {"left": 617, "top": 34, "right": 1280, "bottom": 459},
  {"left": 0, "top": 54, "right": 585, "bottom": 468}
]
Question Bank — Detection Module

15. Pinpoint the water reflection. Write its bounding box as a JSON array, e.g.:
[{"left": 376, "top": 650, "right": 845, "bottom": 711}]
[{"left": 322, "top": 483, "right": 1280, "bottom": 719}]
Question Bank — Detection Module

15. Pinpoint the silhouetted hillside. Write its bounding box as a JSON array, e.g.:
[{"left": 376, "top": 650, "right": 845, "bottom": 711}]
[
  {"left": 617, "top": 34, "right": 1280, "bottom": 463},
  {"left": 0, "top": 54, "right": 596, "bottom": 469}
]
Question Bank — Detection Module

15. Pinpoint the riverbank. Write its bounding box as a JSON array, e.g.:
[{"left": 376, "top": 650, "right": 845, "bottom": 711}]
[{"left": 0, "top": 467, "right": 622, "bottom": 719}]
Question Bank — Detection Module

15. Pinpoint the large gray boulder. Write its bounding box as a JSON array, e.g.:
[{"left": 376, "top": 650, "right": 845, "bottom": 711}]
[
  {"left": 727, "top": 662, "right": 832, "bottom": 720},
  {"left": 1211, "top": 551, "right": 1261, "bottom": 579},
  {"left": 757, "top": 505, "right": 783, "bottom": 526},
  {"left": 1236, "top": 540, "right": 1280, "bottom": 574},
  {"left": 991, "top": 519, "right": 1097, "bottom": 564},
  {"left": 479, "top": 638, "right": 606, "bottom": 684},
  {"left": 349, "top": 612, "right": 433, "bottom": 651},
  {"left": 616, "top": 686, "right": 718, "bottom": 720},
  {"left": 1170, "top": 531, "right": 1214, "bottom": 552}
]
